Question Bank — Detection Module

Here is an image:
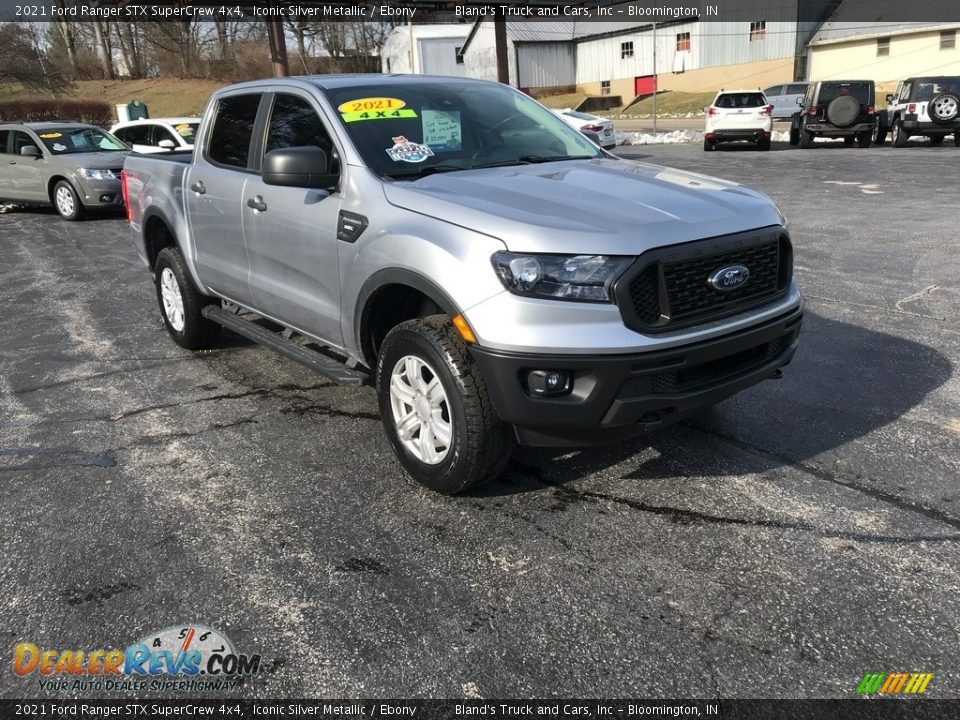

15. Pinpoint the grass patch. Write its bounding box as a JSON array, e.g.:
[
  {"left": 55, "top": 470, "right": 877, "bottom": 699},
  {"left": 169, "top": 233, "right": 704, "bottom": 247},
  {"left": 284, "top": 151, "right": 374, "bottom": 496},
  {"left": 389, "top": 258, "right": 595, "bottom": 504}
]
[
  {"left": 536, "top": 92, "right": 589, "bottom": 110},
  {"left": 611, "top": 91, "right": 716, "bottom": 117}
]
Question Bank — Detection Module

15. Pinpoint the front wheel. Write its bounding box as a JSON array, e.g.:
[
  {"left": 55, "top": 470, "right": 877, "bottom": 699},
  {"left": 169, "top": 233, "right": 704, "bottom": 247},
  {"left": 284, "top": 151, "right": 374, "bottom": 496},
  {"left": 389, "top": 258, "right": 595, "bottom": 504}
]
[
  {"left": 154, "top": 247, "right": 221, "bottom": 349},
  {"left": 377, "top": 316, "right": 512, "bottom": 494},
  {"left": 53, "top": 180, "right": 84, "bottom": 221},
  {"left": 872, "top": 123, "right": 887, "bottom": 145}
]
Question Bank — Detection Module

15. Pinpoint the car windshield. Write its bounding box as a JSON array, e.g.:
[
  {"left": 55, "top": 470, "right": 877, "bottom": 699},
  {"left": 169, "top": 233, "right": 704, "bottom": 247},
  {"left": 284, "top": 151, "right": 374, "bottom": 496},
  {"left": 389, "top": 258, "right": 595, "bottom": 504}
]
[
  {"left": 819, "top": 83, "right": 872, "bottom": 104},
  {"left": 35, "top": 126, "right": 127, "bottom": 154},
  {"left": 715, "top": 93, "right": 766, "bottom": 109},
  {"left": 915, "top": 79, "right": 960, "bottom": 101},
  {"left": 322, "top": 80, "right": 603, "bottom": 180},
  {"left": 171, "top": 122, "right": 200, "bottom": 143}
]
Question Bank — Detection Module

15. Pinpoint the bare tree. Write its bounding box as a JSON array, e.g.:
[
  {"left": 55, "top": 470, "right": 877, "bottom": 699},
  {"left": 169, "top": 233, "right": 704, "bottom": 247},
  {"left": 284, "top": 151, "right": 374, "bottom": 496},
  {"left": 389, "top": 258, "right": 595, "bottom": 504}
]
[
  {"left": 0, "top": 24, "right": 68, "bottom": 92},
  {"left": 91, "top": 20, "right": 115, "bottom": 79}
]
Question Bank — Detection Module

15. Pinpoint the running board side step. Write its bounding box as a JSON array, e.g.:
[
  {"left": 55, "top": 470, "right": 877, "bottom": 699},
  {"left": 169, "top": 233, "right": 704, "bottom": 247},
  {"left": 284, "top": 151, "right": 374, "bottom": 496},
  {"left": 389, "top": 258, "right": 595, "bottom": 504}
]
[{"left": 202, "top": 306, "right": 370, "bottom": 386}]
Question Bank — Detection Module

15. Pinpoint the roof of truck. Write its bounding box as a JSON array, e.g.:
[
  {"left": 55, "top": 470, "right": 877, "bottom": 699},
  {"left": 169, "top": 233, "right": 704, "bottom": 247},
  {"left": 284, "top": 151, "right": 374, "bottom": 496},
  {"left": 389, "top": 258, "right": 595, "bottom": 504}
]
[{"left": 219, "top": 74, "right": 494, "bottom": 94}]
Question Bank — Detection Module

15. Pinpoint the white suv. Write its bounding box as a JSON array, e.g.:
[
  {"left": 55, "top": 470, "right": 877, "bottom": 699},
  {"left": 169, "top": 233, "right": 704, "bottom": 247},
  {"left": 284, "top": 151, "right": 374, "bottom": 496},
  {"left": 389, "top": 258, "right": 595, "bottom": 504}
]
[
  {"left": 704, "top": 90, "right": 773, "bottom": 151},
  {"left": 875, "top": 77, "right": 960, "bottom": 147}
]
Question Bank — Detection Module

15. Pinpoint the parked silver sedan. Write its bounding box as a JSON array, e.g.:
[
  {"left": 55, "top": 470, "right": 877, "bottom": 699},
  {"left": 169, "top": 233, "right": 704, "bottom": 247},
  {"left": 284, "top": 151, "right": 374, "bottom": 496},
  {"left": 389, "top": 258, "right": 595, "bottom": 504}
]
[
  {"left": 550, "top": 108, "right": 617, "bottom": 149},
  {"left": 763, "top": 83, "right": 810, "bottom": 119},
  {"left": 0, "top": 122, "right": 128, "bottom": 220}
]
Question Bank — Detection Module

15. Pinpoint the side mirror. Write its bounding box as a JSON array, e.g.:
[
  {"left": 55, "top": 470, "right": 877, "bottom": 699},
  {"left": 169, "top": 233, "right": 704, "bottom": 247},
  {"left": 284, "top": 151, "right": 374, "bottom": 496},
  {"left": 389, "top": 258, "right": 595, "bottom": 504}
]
[
  {"left": 796, "top": 97, "right": 804, "bottom": 105},
  {"left": 702, "top": 105, "right": 710, "bottom": 112},
  {"left": 20, "top": 145, "right": 41, "bottom": 157},
  {"left": 157, "top": 139, "right": 176, "bottom": 149},
  {"left": 885, "top": 94, "right": 894, "bottom": 104},
  {"left": 262, "top": 146, "right": 337, "bottom": 190}
]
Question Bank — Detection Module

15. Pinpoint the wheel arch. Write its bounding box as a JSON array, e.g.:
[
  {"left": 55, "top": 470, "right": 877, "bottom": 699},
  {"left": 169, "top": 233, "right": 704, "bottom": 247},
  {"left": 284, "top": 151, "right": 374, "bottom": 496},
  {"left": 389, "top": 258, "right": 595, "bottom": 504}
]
[{"left": 355, "top": 269, "right": 462, "bottom": 369}]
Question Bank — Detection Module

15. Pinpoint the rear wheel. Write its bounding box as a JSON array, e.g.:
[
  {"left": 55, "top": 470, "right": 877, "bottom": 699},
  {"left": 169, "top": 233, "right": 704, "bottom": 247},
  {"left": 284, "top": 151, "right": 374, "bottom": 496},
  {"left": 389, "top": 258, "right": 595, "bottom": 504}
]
[
  {"left": 856, "top": 132, "right": 871, "bottom": 148},
  {"left": 757, "top": 137, "right": 771, "bottom": 151},
  {"left": 703, "top": 138, "right": 714, "bottom": 151},
  {"left": 789, "top": 127, "right": 799, "bottom": 146},
  {"left": 843, "top": 136, "right": 855, "bottom": 146},
  {"left": 954, "top": 133, "right": 960, "bottom": 147},
  {"left": 872, "top": 122, "right": 887, "bottom": 145},
  {"left": 154, "top": 247, "right": 221, "bottom": 349},
  {"left": 799, "top": 130, "right": 814, "bottom": 149},
  {"left": 929, "top": 135, "right": 945, "bottom": 146},
  {"left": 377, "top": 316, "right": 512, "bottom": 494},
  {"left": 892, "top": 119, "right": 909, "bottom": 148},
  {"left": 53, "top": 180, "right": 84, "bottom": 221}
]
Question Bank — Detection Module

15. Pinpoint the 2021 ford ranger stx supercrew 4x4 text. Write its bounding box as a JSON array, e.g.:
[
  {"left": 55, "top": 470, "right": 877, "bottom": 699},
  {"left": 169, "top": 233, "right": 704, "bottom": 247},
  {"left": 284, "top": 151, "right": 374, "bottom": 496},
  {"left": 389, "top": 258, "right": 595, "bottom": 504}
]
[{"left": 122, "top": 75, "right": 803, "bottom": 494}]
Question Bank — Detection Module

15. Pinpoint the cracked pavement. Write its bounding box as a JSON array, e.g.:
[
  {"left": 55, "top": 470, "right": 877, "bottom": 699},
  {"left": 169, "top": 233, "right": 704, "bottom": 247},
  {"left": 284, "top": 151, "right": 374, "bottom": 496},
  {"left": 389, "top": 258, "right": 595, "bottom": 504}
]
[{"left": 1, "top": 140, "right": 959, "bottom": 699}]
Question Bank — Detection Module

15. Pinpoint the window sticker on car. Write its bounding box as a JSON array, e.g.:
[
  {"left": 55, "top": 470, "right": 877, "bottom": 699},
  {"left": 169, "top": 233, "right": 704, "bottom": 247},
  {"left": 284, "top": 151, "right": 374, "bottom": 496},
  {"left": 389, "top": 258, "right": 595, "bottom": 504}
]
[
  {"left": 52, "top": 143, "right": 66, "bottom": 151},
  {"left": 342, "top": 108, "right": 417, "bottom": 123},
  {"left": 39, "top": 132, "right": 62, "bottom": 139},
  {"left": 385, "top": 135, "right": 434, "bottom": 163},
  {"left": 422, "top": 108, "right": 462, "bottom": 152}
]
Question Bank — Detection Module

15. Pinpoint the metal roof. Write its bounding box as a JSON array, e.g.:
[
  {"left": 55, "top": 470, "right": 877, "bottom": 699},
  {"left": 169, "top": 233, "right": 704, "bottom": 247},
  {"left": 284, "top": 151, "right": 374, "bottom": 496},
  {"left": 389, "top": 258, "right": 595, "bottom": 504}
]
[{"left": 810, "top": 21, "right": 960, "bottom": 46}]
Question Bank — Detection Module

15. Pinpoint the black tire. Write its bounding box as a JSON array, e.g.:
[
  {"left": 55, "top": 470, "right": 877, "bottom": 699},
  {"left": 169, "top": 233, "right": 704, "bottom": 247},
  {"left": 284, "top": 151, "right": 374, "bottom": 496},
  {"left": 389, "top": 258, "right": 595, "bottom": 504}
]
[
  {"left": 843, "top": 136, "right": 856, "bottom": 146},
  {"left": 52, "top": 179, "right": 84, "bottom": 221},
  {"left": 856, "top": 132, "right": 871, "bottom": 148},
  {"left": 703, "top": 138, "right": 714, "bottom": 151},
  {"left": 892, "top": 118, "right": 910, "bottom": 148},
  {"left": 872, "top": 125, "right": 887, "bottom": 145},
  {"left": 929, "top": 135, "right": 945, "bottom": 146},
  {"left": 928, "top": 92, "right": 960, "bottom": 126},
  {"left": 954, "top": 133, "right": 960, "bottom": 147},
  {"left": 376, "top": 316, "right": 512, "bottom": 494},
  {"left": 799, "top": 129, "right": 814, "bottom": 149},
  {"left": 789, "top": 127, "right": 799, "bottom": 146},
  {"left": 154, "top": 247, "right": 221, "bottom": 350},
  {"left": 757, "top": 137, "right": 771, "bottom": 151}
]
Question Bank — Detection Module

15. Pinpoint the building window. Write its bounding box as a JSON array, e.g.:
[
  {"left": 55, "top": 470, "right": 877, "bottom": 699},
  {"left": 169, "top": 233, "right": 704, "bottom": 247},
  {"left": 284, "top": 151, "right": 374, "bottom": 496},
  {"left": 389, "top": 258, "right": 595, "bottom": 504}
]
[
  {"left": 942, "top": 30, "right": 957, "bottom": 50},
  {"left": 455, "top": 50, "right": 464, "bottom": 65},
  {"left": 749, "top": 21, "right": 766, "bottom": 41},
  {"left": 621, "top": 41, "right": 634, "bottom": 59},
  {"left": 877, "top": 37, "right": 890, "bottom": 56},
  {"left": 676, "top": 32, "right": 691, "bottom": 52},
  {"left": 601, "top": 80, "right": 611, "bottom": 96}
]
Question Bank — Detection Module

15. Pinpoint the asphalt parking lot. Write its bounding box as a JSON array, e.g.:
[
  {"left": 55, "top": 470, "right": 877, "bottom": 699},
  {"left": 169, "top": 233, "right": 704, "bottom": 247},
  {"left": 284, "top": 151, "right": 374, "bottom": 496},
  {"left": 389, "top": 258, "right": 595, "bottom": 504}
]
[{"left": 1, "top": 139, "right": 959, "bottom": 700}]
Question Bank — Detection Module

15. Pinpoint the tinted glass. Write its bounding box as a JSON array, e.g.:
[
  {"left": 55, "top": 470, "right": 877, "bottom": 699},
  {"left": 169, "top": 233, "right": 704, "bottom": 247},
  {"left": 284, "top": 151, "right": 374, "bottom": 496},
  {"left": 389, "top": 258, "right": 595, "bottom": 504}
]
[
  {"left": 151, "top": 126, "right": 179, "bottom": 146},
  {"left": 818, "top": 82, "right": 872, "bottom": 104},
  {"left": 786, "top": 84, "right": 808, "bottom": 94},
  {"left": 764, "top": 85, "right": 784, "bottom": 96},
  {"left": 9, "top": 131, "right": 36, "bottom": 154},
  {"left": 265, "top": 94, "right": 333, "bottom": 156},
  {"left": 323, "top": 81, "right": 601, "bottom": 180},
  {"left": 715, "top": 93, "right": 766, "bottom": 109},
  {"left": 915, "top": 78, "right": 960, "bottom": 101},
  {"left": 120, "top": 125, "right": 151, "bottom": 145},
  {"left": 207, "top": 94, "right": 261, "bottom": 168},
  {"left": 34, "top": 126, "right": 126, "bottom": 154}
]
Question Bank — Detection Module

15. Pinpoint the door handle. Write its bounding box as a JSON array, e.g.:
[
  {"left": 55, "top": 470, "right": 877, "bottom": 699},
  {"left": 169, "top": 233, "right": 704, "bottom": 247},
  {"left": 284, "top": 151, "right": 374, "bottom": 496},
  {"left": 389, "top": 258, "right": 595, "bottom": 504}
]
[
  {"left": 190, "top": 180, "right": 206, "bottom": 194},
  {"left": 246, "top": 196, "right": 267, "bottom": 212}
]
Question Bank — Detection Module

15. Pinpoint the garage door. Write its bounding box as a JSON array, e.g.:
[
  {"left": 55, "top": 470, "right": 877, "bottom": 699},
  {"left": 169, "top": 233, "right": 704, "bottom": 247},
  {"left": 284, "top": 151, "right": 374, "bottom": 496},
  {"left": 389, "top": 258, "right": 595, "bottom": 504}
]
[{"left": 418, "top": 37, "right": 467, "bottom": 76}]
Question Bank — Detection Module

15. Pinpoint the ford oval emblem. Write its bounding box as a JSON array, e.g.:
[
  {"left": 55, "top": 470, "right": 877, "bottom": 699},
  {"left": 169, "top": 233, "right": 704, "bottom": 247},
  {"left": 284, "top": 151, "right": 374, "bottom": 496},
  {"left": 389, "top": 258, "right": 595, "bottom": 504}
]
[{"left": 708, "top": 265, "right": 750, "bottom": 291}]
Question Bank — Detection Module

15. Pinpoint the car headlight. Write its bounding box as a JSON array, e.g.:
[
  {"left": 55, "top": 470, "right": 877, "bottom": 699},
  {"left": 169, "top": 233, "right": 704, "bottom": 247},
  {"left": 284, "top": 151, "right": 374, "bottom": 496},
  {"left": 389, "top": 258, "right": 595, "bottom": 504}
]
[
  {"left": 491, "top": 251, "right": 632, "bottom": 303},
  {"left": 78, "top": 168, "right": 117, "bottom": 180}
]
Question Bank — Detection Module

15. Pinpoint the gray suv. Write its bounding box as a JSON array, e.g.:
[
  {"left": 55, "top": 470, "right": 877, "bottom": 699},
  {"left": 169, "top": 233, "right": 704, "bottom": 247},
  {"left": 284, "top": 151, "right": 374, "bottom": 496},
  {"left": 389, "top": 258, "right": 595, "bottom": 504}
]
[
  {"left": 0, "top": 122, "right": 128, "bottom": 219},
  {"left": 124, "top": 76, "right": 803, "bottom": 494}
]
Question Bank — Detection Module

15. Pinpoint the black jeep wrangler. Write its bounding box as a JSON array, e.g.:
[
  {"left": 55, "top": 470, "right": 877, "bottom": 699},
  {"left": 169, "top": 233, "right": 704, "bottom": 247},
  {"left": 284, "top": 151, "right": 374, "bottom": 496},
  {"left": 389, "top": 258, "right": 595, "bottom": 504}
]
[
  {"left": 875, "top": 76, "right": 960, "bottom": 147},
  {"left": 789, "top": 81, "right": 876, "bottom": 149}
]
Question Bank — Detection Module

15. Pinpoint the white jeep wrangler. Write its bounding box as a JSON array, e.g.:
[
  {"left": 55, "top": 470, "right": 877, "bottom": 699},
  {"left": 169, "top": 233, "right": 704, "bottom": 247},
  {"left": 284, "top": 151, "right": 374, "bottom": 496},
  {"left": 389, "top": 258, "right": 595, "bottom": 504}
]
[{"left": 875, "top": 76, "right": 960, "bottom": 147}]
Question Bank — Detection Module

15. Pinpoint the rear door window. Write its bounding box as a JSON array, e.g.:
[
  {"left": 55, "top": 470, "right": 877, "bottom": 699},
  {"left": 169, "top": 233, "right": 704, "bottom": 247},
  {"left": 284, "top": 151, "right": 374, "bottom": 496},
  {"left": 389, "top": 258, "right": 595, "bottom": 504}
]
[
  {"left": 120, "top": 124, "right": 151, "bottom": 146},
  {"left": 206, "top": 94, "right": 262, "bottom": 169}
]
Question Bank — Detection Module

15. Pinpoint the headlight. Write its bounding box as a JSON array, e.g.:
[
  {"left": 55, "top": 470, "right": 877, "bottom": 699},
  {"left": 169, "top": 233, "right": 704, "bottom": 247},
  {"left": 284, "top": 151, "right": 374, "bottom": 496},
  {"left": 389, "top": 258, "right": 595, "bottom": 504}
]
[
  {"left": 78, "top": 168, "right": 117, "bottom": 180},
  {"left": 491, "top": 252, "right": 632, "bottom": 303}
]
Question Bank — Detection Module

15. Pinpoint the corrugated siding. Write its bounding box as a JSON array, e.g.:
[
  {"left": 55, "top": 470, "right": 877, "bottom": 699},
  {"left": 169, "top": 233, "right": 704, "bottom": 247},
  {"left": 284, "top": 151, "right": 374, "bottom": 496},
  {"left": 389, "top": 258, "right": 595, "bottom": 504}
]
[
  {"left": 517, "top": 43, "right": 576, "bottom": 88},
  {"left": 575, "top": 22, "right": 698, "bottom": 83},
  {"left": 698, "top": 22, "right": 798, "bottom": 67}
]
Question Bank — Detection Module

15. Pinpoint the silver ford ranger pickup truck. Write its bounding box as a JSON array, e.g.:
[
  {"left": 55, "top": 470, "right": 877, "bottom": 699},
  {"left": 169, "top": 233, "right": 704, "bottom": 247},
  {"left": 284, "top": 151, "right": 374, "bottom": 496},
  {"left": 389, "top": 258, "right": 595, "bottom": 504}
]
[{"left": 123, "top": 75, "right": 803, "bottom": 494}]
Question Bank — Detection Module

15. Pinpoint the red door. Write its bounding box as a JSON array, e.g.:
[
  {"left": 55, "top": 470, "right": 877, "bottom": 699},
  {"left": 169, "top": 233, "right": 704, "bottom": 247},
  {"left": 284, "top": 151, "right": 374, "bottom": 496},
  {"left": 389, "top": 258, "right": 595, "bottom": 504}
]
[{"left": 634, "top": 75, "right": 657, "bottom": 96}]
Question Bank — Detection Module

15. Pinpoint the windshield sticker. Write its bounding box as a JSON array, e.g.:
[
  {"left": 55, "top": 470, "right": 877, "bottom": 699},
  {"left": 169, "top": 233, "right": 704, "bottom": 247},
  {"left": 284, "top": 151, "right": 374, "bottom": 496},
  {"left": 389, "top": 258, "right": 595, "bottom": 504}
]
[
  {"left": 52, "top": 143, "right": 67, "bottom": 151},
  {"left": 174, "top": 124, "right": 193, "bottom": 136},
  {"left": 39, "top": 132, "right": 62, "bottom": 139},
  {"left": 386, "top": 136, "right": 434, "bottom": 163},
  {"left": 338, "top": 97, "right": 406, "bottom": 114},
  {"left": 422, "top": 109, "right": 462, "bottom": 152},
  {"left": 342, "top": 108, "right": 417, "bottom": 123}
]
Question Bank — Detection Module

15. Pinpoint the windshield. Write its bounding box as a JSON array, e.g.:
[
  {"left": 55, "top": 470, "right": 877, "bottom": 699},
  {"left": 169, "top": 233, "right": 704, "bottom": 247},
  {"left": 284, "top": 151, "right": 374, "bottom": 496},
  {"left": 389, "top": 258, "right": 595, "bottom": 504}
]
[
  {"left": 36, "top": 126, "right": 127, "bottom": 154},
  {"left": 915, "top": 78, "right": 960, "bottom": 101},
  {"left": 171, "top": 122, "right": 200, "bottom": 144},
  {"left": 819, "top": 83, "right": 872, "bottom": 104},
  {"left": 322, "top": 81, "right": 603, "bottom": 179}
]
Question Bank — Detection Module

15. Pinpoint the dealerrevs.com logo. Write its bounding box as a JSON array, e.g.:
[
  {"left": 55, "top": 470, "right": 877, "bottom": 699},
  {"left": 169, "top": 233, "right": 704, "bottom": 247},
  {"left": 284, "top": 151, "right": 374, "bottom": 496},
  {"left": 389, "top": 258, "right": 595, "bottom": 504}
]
[{"left": 13, "top": 624, "right": 261, "bottom": 692}]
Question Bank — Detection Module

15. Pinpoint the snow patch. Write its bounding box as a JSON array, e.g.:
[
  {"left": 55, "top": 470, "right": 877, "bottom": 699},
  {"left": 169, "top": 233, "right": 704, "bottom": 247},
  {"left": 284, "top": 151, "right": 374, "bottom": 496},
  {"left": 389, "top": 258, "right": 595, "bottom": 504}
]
[{"left": 616, "top": 130, "right": 791, "bottom": 146}]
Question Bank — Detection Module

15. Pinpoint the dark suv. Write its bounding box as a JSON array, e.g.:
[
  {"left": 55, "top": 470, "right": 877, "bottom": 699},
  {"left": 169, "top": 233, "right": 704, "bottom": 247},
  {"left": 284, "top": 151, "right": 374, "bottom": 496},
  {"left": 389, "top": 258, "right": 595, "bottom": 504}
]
[
  {"left": 789, "top": 81, "right": 876, "bottom": 149},
  {"left": 875, "top": 76, "right": 960, "bottom": 147}
]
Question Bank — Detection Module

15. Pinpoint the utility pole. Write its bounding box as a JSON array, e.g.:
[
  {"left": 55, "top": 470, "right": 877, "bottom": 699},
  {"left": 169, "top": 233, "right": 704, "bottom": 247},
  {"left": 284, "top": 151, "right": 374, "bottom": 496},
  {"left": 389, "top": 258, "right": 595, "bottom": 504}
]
[
  {"left": 494, "top": 19, "right": 509, "bottom": 84},
  {"left": 267, "top": 20, "right": 289, "bottom": 77},
  {"left": 652, "top": 22, "right": 657, "bottom": 133}
]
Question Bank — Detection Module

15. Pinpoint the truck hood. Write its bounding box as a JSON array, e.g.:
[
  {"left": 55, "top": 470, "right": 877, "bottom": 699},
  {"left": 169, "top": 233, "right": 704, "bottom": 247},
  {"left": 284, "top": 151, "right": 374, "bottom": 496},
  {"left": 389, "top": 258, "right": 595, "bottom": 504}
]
[
  {"left": 56, "top": 151, "right": 128, "bottom": 171},
  {"left": 382, "top": 158, "right": 784, "bottom": 254}
]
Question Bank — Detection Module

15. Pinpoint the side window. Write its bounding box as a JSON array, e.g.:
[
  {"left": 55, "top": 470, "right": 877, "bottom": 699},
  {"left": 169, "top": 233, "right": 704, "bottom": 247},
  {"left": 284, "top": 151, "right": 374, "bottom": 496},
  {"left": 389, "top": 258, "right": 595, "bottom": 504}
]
[
  {"left": 264, "top": 93, "right": 337, "bottom": 172},
  {"left": 787, "top": 84, "right": 807, "bottom": 95},
  {"left": 804, "top": 85, "right": 816, "bottom": 105},
  {"left": 122, "top": 125, "right": 151, "bottom": 146},
  {"left": 766, "top": 85, "right": 783, "bottom": 97},
  {"left": 0, "top": 131, "right": 11, "bottom": 153},
  {"left": 899, "top": 82, "right": 911, "bottom": 102},
  {"left": 207, "top": 93, "right": 261, "bottom": 169},
  {"left": 10, "top": 131, "right": 37, "bottom": 154},
  {"left": 150, "top": 126, "right": 178, "bottom": 147}
]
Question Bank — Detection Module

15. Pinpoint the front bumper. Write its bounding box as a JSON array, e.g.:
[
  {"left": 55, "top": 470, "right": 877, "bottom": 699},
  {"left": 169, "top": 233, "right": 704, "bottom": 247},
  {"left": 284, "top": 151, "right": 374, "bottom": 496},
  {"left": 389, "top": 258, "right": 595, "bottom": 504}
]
[
  {"left": 75, "top": 177, "right": 123, "bottom": 208},
  {"left": 469, "top": 304, "right": 802, "bottom": 446}
]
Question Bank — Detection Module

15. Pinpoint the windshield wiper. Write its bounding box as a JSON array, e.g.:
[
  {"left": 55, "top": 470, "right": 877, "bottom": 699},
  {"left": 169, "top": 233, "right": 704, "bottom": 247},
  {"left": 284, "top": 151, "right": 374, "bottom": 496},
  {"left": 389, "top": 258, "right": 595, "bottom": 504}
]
[
  {"left": 515, "top": 154, "right": 597, "bottom": 164},
  {"left": 384, "top": 164, "right": 468, "bottom": 180},
  {"left": 470, "top": 158, "right": 533, "bottom": 169}
]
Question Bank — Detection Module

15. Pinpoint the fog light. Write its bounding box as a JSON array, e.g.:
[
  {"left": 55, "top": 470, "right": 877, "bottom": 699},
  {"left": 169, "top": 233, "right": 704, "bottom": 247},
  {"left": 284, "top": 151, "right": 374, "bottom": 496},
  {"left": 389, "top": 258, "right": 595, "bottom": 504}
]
[
  {"left": 100, "top": 193, "right": 115, "bottom": 203},
  {"left": 526, "top": 370, "right": 571, "bottom": 397}
]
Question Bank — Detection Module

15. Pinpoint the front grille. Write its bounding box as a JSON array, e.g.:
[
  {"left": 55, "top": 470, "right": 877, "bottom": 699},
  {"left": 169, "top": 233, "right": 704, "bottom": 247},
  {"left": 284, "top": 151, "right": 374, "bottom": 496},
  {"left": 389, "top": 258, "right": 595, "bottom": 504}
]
[{"left": 616, "top": 229, "right": 792, "bottom": 334}]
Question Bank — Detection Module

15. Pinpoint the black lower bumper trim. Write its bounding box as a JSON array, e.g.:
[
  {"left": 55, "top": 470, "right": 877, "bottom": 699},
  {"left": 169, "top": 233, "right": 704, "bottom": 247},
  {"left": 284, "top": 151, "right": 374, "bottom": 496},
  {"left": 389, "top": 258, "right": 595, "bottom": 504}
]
[{"left": 469, "top": 305, "right": 802, "bottom": 447}]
